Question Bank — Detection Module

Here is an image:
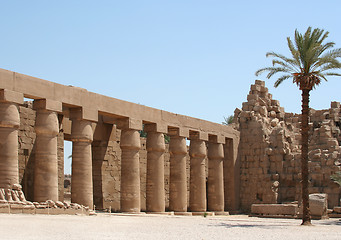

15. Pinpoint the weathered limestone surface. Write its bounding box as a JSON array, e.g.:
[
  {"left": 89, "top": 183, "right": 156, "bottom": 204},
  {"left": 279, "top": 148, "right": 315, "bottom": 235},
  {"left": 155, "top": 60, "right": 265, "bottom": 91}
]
[
  {"left": 17, "top": 102, "right": 64, "bottom": 202},
  {"left": 189, "top": 139, "right": 207, "bottom": 212},
  {"left": 234, "top": 80, "right": 341, "bottom": 211},
  {"left": 146, "top": 131, "right": 166, "bottom": 212},
  {"left": 0, "top": 102, "right": 20, "bottom": 189},
  {"left": 169, "top": 135, "right": 188, "bottom": 212},
  {"left": 207, "top": 142, "right": 224, "bottom": 212},
  {"left": 309, "top": 193, "right": 328, "bottom": 218},
  {"left": 120, "top": 129, "right": 141, "bottom": 213},
  {"left": 33, "top": 106, "right": 60, "bottom": 202},
  {"left": 71, "top": 118, "right": 94, "bottom": 209},
  {"left": 251, "top": 203, "right": 298, "bottom": 217}
]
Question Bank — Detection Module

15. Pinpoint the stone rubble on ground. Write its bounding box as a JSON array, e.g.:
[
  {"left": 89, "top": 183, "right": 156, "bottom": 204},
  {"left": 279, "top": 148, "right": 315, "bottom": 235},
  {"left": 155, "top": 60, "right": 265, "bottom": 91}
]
[{"left": 0, "top": 184, "right": 92, "bottom": 215}]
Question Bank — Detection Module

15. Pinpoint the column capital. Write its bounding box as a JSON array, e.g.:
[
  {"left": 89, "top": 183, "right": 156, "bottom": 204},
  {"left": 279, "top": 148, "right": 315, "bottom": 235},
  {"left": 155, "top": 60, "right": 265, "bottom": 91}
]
[
  {"left": 0, "top": 89, "right": 23, "bottom": 104},
  {"left": 71, "top": 119, "right": 93, "bottom": 142},
  {"left": 189, "top": 139, "right": 207, "bottom": 158},
  {"left": 169, "top": 135, "right": 187, "bottom": 156},
  {"left": 208, "top": 142, "right": 224, "bottom": 160},
  {"left": 35, "top": 110, "right": 59, "bottom": 136},
  {"left": 0, "top": 101, "right": 20, "bottom": 128},
  {"left": 33, "top": 99, "right": 62, "bottom": 113},
  {"left": 146, "top": 131, "right": 165, "bottom": 152}
]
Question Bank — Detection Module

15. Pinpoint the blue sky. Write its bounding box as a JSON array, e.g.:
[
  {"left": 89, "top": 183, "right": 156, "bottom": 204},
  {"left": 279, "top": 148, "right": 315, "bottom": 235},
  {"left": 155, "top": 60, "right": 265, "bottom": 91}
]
[{"left": 1, "top": 1, "right": 340, "bottom": 173}]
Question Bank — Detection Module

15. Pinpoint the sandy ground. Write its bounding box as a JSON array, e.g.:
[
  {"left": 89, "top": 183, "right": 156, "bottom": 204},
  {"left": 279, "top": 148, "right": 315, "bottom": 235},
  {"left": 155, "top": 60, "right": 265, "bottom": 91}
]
[{"left": 0, "top": 213, "right": 340, "bottom": 240}]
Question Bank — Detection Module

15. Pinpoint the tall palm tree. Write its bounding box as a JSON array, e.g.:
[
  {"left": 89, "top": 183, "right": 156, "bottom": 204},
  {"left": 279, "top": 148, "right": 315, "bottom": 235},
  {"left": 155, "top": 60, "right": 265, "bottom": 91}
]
[{"left": 255, "top": 27, "right": 341, "bottom": 225}]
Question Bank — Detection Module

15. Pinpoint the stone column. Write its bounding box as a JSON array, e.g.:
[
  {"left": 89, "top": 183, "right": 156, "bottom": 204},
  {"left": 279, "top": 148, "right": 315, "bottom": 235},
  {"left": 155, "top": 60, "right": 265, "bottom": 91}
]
[
  {"left": 0, "top": 97, "right": 21, "bottom": 189},
  {"left": 189, "top": 139, "right": 207, "bottom": 212},
  {"left": 207, "top": 142, "right": 225, "bottom": 212},
  {"left": 169, "top": 135, "right": 188, "bottom": 213},
  {"left": 146, "top": 131, "right": 165, "bottom": 213},
  {"left": 120, "top": 128, "right": 141, "bottom": 213},
  {"left": 70, "top": 118, "right": 94, "bottom": 209},
  {"left": 223, "top": 138, "right": 240, "bottom": 213},
  {"left": 34, "top": 107, "right": 60, "bottom": 202}
]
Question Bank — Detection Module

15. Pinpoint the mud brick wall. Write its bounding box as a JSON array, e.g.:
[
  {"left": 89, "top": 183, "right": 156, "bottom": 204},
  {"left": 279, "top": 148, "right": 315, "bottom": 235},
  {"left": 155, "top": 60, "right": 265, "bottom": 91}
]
[{"left": 234, "top": 80, "right": 341, "bottom": 211}]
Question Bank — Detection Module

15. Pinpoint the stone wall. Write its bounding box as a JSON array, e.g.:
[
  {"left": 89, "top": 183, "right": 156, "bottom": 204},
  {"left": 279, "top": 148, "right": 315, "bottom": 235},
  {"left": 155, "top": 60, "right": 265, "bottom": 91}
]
[
  {"left": 235, "top": 80, "right": 341, "bottom": 211},
  {"left": 17, "top": 102, "right": 64, "bottom": 202}
]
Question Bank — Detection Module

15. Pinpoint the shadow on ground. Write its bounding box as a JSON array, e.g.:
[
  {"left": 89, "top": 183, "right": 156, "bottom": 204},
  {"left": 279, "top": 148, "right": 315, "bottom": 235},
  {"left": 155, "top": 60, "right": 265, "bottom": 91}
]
[{"left": 207, "top": 218, "right": 341, "bottom": 229}]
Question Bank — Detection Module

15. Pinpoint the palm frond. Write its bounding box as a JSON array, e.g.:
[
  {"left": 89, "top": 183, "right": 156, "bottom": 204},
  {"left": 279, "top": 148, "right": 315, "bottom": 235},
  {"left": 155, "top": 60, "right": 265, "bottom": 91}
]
[
  {"left": 256, "top": 27, "right": 341, "bottom": 90},
  {"left": 324, "top": 72, "right": 341, "bottom": 77},
  {"left": 274, "top": 74, "right": 292, "bottom": 88}
]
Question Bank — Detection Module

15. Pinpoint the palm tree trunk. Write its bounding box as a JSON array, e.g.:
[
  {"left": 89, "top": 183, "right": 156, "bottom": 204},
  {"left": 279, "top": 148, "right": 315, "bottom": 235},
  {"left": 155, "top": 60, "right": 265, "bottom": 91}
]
[{"left": 301, "top": 89, "right": 311, "bottom": 225}]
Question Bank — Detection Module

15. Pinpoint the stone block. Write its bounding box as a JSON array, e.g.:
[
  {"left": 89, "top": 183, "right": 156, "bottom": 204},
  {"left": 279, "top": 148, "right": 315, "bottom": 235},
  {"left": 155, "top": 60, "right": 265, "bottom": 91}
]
[
  {"left": 251, "top": 204, "right": 298, "bottom": 216},
  {"left": 309, "top": 193, "right": 328, "bottom": 217},
  {"left": 22, "top": 207, "right": 35, "bottom": 214},
  {"left": 9, "top": 204, "right": 24, "bottom": 214},
  {"left": 333, "top": 206, "right": 341, "bottom": 213},
  {"left": 331, "top": 101, "right": 340, "bottom": 109},
  {"left": 35, "top": 208, "right": 49, "bottom": 214},
  {"left": 0, "top": 204, "right": 10, "bottom": 213}
]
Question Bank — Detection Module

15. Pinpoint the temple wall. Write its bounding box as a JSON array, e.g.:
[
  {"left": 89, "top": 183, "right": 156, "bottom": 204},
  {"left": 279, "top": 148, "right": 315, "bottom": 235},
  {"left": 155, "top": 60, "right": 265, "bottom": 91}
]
[{"left": 235, "top": 80, "right": 341, "bottom": 211}]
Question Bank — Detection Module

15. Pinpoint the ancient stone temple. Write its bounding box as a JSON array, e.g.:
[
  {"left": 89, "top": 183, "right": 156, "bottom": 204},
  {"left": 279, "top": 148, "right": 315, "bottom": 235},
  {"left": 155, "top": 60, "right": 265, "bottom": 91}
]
[
  {"left": 0, "top": 68, "right": 239, "bottom": 214},
  {"left": 0, "top": 68, "right": 340, "bottom": 215}
]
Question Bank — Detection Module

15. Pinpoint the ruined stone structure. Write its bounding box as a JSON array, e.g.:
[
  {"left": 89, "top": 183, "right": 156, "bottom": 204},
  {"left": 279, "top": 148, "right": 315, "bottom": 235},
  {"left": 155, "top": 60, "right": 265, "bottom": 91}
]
[
  {"left": 0, "top": 68, "right": 239, "bottom": 214},
  {"left": 0, "top": 68, "right": 340, "bottom": 215},
  {"left": 234, "top": 80, "right": 341, "bottom": 211}
]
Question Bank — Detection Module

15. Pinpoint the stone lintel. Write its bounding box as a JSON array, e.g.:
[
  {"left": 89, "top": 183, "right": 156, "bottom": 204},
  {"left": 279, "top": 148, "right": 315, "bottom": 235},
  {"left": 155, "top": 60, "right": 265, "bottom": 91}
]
[
  {"left": 208, "top": 134, "right": 225, "bottom": 144},
  {"left": 189, "top": 130, "right": 208, "bottom": 141},
  {"left": 116, "top": 118, "right": 142, "bottom": 131},
  {"left": 144, "top": 123, "right": 167, "bottom": 133},
  {"left": 168, "top": 126, "right": 189, "bottom": 138},
  {"left": 101, "top": 115, "right": 115, "bottom": 124},
  {"left": 0, "top": 89, "right": 23, "bottom": 104},
  {"left": 69, "top": 107, "right": 98, "bottom": 122},
  {"left": 33, "top": 99, "right": 62, "bottom": 113}
]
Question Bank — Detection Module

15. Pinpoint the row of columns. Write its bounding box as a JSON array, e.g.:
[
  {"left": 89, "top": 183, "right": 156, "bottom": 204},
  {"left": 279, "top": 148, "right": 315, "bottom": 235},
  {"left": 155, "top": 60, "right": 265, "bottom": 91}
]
[
  {"left": 0, "top": 93, "right": 95, "bottom": 208},
  {"left": 120, "top": 125, "right": 227, "bottom": 214},
  {"left": 0, "top": 92, "right": 229, "bottom": 213}
]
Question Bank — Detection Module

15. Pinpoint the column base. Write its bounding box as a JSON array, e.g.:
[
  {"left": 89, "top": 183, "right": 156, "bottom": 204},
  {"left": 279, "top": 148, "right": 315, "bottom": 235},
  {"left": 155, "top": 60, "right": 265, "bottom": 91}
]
[
  {"left": 214, "top": 211, "right": 229, "bottom": 216},
  {"left": 174, "top": 211, "right": 192, "bottom": 216},
  {"left": 191, "top": 211, "right": 215, "bottom": 216},
  {"left": 146, "top": 211, "right": 174, "bottom": 215},
  {"left": 121, "top": 211, "right": 145, "bottom": 214}
]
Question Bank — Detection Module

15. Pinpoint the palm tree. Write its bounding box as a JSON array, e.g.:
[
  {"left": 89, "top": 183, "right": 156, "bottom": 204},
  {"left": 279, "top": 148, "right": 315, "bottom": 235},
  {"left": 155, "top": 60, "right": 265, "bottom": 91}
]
[
  {"left": 255, "top": 27, "right": 341, "bottom": 225},
  {"left": 222, "top": 115, "right": 234, "bottom": 125}
]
